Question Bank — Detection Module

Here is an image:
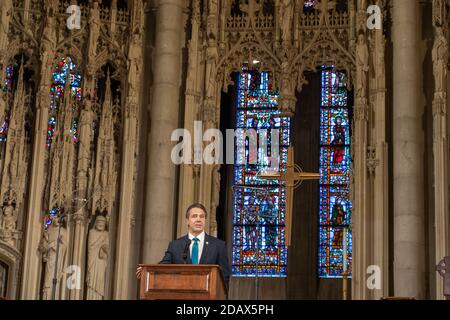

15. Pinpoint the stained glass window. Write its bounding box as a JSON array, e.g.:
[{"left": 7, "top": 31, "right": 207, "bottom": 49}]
[
  {"left": 304, "top": 0, "right": 318, "bottom": 10},
  {"left": 0, "top": 65, "right": 15, "bottom": 143},
  {"left": 47, "top": 57, "right": 82, "bottom": 149},
  {"left": 232, "top": 70, "right": 290, "bottom": 277},
  {"left": 318, "top": 68, "right": 353, "bottom": 278},
  {"left": 44, "top": 207, "right": 65, "bottom": 230}
]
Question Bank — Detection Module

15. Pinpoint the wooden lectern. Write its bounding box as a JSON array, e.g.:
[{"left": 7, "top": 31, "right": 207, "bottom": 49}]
[{"left": 139, "top": 264, "right": 227, "bottom": 300}]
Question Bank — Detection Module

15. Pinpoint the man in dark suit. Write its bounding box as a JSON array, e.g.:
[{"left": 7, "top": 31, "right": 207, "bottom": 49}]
[{"left": 137, "top": 203, "right": 230, "bottom": 287}]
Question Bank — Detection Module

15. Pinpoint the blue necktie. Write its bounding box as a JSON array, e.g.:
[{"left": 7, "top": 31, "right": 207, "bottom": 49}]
[{"left": 192, "top": 238, "right": 199, "bottom": 264}]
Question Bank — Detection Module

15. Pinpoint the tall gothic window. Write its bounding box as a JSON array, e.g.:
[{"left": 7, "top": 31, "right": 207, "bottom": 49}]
[
  {"left": 232, "top": 70, "right": 290, "bottom": 277},
  {"left": 318, "top": 68, "right": 352, "bottom": 278},
  {"left": 46, "top": 57, "right": 82, "bottom": 150}
]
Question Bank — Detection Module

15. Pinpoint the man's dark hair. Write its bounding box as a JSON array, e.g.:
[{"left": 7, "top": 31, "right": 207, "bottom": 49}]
[{"left": 185, "top": 203, "right": 208, "bottom": 219}]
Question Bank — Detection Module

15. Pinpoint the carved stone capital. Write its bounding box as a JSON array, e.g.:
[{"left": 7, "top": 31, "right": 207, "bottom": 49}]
[
  {"left": 354, "top": 101, "right": 368, "bottom": 121},
  {"left": 433, "top": 92, "right": 447, "bottom": 117},
  {"left": 72, "top": 212, "right": 87, "bottom": 226},
  {"left": 192, "top": 164, "right": 201, "bottom": 179},
  {"left": 367, "top": 145, "right": 380, "bottom": 176},
  {"left": 201, "top": 98, "right": 218, "bottom": 126},
  {"left": 0, "top": 229, "right": 21, "bottom": 248},
  {"left": 279, "top": 95, "right": 297, "bottom": 116}
]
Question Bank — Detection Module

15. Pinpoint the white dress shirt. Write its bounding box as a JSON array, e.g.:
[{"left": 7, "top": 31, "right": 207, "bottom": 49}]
[{"left": 188, "top": 231, "right": 205, "bottom": 262}]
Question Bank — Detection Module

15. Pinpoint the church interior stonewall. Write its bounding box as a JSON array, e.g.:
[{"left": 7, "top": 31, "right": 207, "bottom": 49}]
[{"left": 0, "top": 0, "right": 450, "bottom": 301}]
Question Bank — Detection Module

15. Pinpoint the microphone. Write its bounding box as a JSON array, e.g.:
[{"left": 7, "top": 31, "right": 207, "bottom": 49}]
[{"left": 182, "top": 239, "right": 191, "bottom": 263}]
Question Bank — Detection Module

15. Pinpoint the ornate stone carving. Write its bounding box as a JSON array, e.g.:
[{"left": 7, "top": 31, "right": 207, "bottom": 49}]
[
  {"left": 40, "top": 12, "right": 57, "bottom": 73},
  {"left": 279, "top": 59, "right": 297, "bottom": 115},
  {"left": 432, "top": 27, "right": 448, "bottom": 93},
  {"left": 207, "top": 0, "right": 219, "bottom": 41},
  {"left": 88, "top": 1, "right": 101, "bottom": 68},
  {"left": 0, "top": 0, "right": 13, "bottom": 58},
  {"left": 356, "top": 33, "right": 369, "bottom": 100},
  {"left": 240, "top": 0, "right": 262, "bottom": 21},
  {"left": 279, "top": 0, "right": 294, "bottom": 43},
  {"left": 0, "top": 62, "right": 30, "bottom": 249},
  {"left": 367, "top": 145, "right": 379, "bottom": 176},
  {"left": 39, "top": 219, "right": 67, "bottom": 300},
  {"left": 354, "top": 103, "right": 368, "bottom": 121},
  {"left": 201, "top": 97, "right": 217, "bottom": 126},
  {"left": 205, "top": 40, "right": 219, "bottom": 100},
  {"left": 0, "top": 200, "right": 19, "bottom": 246},
  {"left": 127, "top": 33, "right": 142, "bottom": 100},
  {"left": 49, "top": 72, "right": 77, "bottom": 210},
  {"left": 192, "top": 164, "right": 201, "bottom": 179},
  {"left": 92, "top": 72, "right": 117, "bottom": 218},
  {"left": 86, "top": 215, "right": 109, "bottom": 300},
  {"left": 433, "top": 0, "right": 448, "bottom": 27}
]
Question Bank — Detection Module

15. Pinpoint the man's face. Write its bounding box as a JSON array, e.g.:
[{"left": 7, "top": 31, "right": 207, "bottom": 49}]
[{"left": 186, "top": 208, "right": 206, "bottom": 235}]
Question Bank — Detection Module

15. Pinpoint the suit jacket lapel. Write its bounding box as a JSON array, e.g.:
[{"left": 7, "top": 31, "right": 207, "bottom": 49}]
[{"left": 199, "top": 234, "right": 210, "bottom": 264}]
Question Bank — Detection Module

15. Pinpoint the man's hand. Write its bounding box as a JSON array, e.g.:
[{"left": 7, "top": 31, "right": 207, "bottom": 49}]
[{"left": 136, "top": 266, "right": 143, "bottom": 279}]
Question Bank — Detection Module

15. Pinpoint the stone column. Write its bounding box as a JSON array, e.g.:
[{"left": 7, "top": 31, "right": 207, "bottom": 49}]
[
  {"left": 432, "top": 0, "right": 449, "bottom": 300},
  {"left": 352, "top": 0, "right": 369, "bottom": 300},
  {"left": 371, "top": 0, "right": 389, "bottom": 299},
  {"left": 142, "top": 0, "right": 184, "bottom": 263},
  {"left": 20, "top": 58, "right": 53, "bottom": 300},
  {"left": 69, "top": 85, "right": 95, "bottom": 300},
  {"left": 177, "top": 0, "right": 202, "bottom": 238},
  {"left": 392, "top": 0, "right": 425, "bottom": 298}
]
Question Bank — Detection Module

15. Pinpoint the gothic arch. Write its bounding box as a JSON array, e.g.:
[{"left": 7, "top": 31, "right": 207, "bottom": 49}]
[
  {"left": 94, "top": 53, "right": 127, "bottom": 79},
  {"left": 0, "top": 242, "right": 21, "bottom": 299},
  {"left": 54, "top": 46, "right": 84, "bottom": 68},
  {"left": 292, "top": 37, "right": 355, "bottom": 92},
  {"left": 217, "top": 40, "right": 281, "bottom": 81}
]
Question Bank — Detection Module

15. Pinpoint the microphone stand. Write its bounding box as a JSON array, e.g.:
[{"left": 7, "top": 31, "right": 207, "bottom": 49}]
[{"left": 183, "top": 239, "right": 191, "bottom": 264}]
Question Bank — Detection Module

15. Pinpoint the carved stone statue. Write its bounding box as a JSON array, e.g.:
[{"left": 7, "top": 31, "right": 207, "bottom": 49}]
[
  {"left": 432, "top": 27, "right": 448, "bottom": 93},
  {"left": 280, "top": 60, "right": 294, "bottom": 113},
  {"left": 40, "top": 13, "right": 57, "bottom": 76},
  {"left": 356, "top": 33, "right": 369, "bottom": 99},
  {"left": 132, "top": 0, "right": 145, "bottom": 35},
  {"left": 205, "top": 39, "right": 218, "bottom": 100},
  {"left": 88, "top": 1, "right": 101, "bottom": 62},
  {"left": 100, "top": 152, "right": 110, "bottom": 188},
  {"left": 39, "top": 219, "right": 67, "bottom": 300},
  {"left": 240, "top": 0, "right": 262, "bottom": 19},
  {"left": 315, "top": 0, "right": 336, "bottom": 12},
  {"left": 86, "top": 215, "right": 109, "bottom": 300},
  {"left": 0, "top": 0, "right": 12, "bottom": 52},
  {"left": 127, "top": 33, "right": 142, "bottom": 96},
  {"left": 1, "top": 201, "right": 18, "bottom": 231},
  {"left": 209, "top": 0, "right": 219, "bottom": 15},
  {"left": 280, "top": 0, "right": 294, "bottom": 43}
]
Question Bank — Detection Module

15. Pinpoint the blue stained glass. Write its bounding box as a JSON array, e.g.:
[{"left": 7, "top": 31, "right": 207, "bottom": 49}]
[
  {"left": 319, "top": 68, "right": 353, "bottom": 278},
  {"left": 47, "top": 57, "right": 82, "bottom": 149},
  {"left": 232, "top": 70, "right": 290, "bottom": 277},
  {"left": 44, "top": 207, "right": 65, "bottom": 230},
  {"left": 0, "top": 65, "right": 15, "bottom": 143},
  {"left": 304, "top": 0, "right": 318, "bottom": 10}
]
